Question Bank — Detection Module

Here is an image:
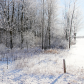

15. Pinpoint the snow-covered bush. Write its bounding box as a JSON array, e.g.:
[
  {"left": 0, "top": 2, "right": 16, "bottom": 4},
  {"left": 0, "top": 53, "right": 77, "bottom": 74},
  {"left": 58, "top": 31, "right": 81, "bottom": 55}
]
[
  {"left": 0, "top": 43, "right": 7, "bottom": 53},
  {"left": 12, "top": 33, "right": 21, "bottom": 48},
  {"left": 0, "top": 44, "right": 7, "bottom": 60},
  {"left": 51, "top": 36, "right": 68, "bottom": 49},
  {"left": 23, "top": 31, "right": 36, "bottom": 48}
]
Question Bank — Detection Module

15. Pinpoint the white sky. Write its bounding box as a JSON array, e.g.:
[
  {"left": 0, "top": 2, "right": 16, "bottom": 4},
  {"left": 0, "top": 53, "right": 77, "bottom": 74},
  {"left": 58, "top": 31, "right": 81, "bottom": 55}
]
[
  {"left": 77, "top": 28, "right": 84, "bottom": 36},
  {"left": 77, "top": 0, "right": 84, "bottom": 36}
]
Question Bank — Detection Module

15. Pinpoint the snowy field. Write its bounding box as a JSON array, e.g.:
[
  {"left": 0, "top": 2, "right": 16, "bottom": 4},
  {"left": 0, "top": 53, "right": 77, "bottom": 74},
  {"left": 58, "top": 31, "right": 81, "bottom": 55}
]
[{"left": 0, "top": 38, "right": 84, "bottom": 84}]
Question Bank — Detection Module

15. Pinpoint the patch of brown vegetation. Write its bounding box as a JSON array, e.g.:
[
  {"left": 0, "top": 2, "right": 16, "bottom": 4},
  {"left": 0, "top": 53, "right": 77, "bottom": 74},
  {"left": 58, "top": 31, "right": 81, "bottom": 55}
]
[{"left": 44, "top": 49, "right": 58, "bottom": 54}]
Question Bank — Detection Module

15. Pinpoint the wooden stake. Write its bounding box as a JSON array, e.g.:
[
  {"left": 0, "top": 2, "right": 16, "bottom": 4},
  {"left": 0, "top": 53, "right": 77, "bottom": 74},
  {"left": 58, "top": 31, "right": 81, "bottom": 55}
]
[
  {"left": 7, "top": 56, "right": 8, "bottom": 69},
  {"left": 63, "top": 59, "right": 66, "bottom": 73},
  {"left": 69, "top": 37, "right": 71, "bottom": 49}
]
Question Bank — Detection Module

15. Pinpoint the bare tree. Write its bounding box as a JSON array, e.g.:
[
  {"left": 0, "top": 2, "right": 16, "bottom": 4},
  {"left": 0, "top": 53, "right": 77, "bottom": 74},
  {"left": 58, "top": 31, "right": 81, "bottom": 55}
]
[
  {"left": 63, "top": 0, "right": 82, "bottom": 48},
  {"left": 20, "top": 0, "right": 24, "bottom": 49},
  {"left": 42, "top": 0, "right": 44, "bottom": 49},
  {"left": 44, "top": 0, "right": 58, "bottom": 49}
]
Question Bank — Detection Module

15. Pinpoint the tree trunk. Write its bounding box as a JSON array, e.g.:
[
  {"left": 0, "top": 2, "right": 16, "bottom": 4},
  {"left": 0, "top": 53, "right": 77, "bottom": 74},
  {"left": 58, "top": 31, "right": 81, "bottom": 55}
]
[
  {"left": 42, "top": 0, "right": 44, "bottom": 49},
  {"left": 20, "top": 0, "right": 24, "bottom": 49},
  {"left": 10, "top": 31, "right": 13, "bottom": 49},
  {"left": 47, "top": 0, "right": 52, "bottom": 49}
]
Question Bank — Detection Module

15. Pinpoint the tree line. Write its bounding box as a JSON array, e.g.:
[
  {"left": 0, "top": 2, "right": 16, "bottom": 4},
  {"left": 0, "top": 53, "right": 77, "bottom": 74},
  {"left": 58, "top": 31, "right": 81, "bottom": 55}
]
[{"left": 0, "top": 0, "right": 83, "bottom": 50}]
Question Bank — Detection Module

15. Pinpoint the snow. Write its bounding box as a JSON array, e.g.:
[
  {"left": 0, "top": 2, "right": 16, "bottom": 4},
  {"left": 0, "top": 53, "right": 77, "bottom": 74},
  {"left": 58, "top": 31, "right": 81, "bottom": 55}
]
[
  {"left": 66, "top": 38, "right": 84, "bottom": 69},
  {"left": 0, "top": 38, "right": 84, "bottom": 84}
]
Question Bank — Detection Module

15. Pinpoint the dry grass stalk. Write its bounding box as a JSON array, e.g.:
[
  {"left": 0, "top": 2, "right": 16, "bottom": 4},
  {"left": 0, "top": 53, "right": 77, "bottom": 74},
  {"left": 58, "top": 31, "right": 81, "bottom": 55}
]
[{"left": 44, "top": 49, "right": 58, "bottom": 54}]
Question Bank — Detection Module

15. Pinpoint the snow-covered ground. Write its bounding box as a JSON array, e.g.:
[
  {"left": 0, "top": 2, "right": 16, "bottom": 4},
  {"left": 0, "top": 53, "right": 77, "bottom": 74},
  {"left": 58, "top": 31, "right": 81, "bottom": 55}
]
[
  {"left": 0, "top": 38, "right": 84, "bottom": 84},
  {"left": 66, "top": 38, "right": 84, "bottom": 68},
  {"left": 66, "top": 38, "right": 84, "bottom": 78}
]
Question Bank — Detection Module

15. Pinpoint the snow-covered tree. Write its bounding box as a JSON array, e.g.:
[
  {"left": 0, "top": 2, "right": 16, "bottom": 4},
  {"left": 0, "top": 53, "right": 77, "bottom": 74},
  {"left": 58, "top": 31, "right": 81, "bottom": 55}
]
[{"left": 62, "top": 0, "right": 83, "bottom": 48}]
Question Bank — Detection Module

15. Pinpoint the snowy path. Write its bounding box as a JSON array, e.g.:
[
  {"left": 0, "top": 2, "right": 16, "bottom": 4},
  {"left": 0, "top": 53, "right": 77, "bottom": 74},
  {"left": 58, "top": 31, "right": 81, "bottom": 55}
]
[{"left": 66, "top": 38, "right": 84, "bottom": 71}]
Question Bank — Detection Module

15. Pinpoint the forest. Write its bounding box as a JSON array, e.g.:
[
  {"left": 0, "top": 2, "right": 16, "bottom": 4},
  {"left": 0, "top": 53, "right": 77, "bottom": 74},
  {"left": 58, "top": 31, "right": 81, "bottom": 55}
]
[{"left": 0, "top": 0, "right": 83, "bottom": 50}]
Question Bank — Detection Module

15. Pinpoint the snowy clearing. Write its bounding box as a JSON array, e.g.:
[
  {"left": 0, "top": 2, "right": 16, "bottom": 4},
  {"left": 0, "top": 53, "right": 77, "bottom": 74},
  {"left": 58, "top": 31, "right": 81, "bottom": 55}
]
[{"left": 0, "top": 38, "right": 84, "bottom": 84}]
